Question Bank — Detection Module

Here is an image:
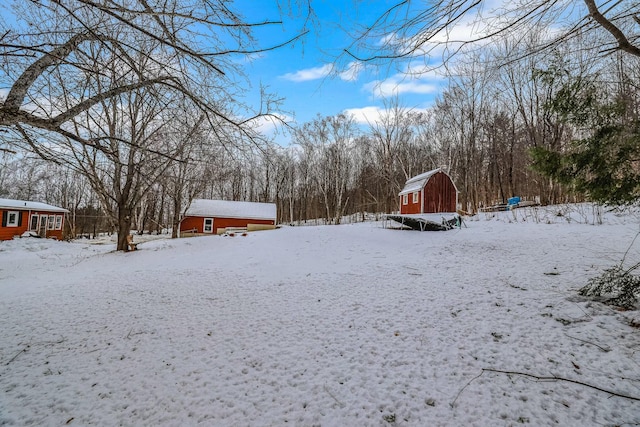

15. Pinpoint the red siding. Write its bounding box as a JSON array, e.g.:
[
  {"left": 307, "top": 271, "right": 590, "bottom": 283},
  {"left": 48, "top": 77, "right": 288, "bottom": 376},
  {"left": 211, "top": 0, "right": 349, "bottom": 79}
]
[
  {"left": 179, "top": 216, "right": 205, "bottom": 234},
  {"left": 400, "top": 191, "right": 422, "bottom": 215},
  {"left": 423, "top": 172, "right": 457, "bottom": 213},
  {"left": 0, "top": 209, "right": 65, "bottom": 241},
  {"left": 179, "top": 216, "right": 275, "bottom": 235},
  {"left": 0, "top": 210, "right": 26, "bottom": 240}
]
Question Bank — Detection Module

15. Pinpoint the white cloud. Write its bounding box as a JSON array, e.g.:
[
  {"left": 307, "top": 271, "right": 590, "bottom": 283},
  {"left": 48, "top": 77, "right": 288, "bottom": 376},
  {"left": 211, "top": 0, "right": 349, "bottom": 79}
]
[
  {"left": 342, "top": 106, "right": 385, "bottom": 124},
  {"left": 280, "top": 64, "right": 332, "bottom": 82},
  {"left": 364, "top": 79, "right": 438, "bottom": 98},
  {"left": 338, "top": 61, "right": 363, "bottom": 82},
  {"left": 280, "top": 62, "right": 364, "bottom": 83},
  {"left": 378, "top": 32, "right": 399, "bottom": 47},
  {"left": 362, "top": 71, "right": 441, "bottom": 98},
  {"left": 249, "top": 113, "right": 294, "bottom": 136},
  {"left": 344, "top": 105, "right": 432, "bottom": 125}
]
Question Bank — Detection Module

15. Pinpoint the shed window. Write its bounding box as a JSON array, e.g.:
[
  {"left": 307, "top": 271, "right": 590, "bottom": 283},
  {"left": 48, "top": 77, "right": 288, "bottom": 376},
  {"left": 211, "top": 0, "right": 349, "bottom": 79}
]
[
  {"left": 412, "top": 192, "right": 419, "bottom": 203},
  {"left": 47, "top": 215, "right": 55, "bottom": 230},
  {"left": 55, "top": 215, "right": 63, "bottom": 230},
  {"left": 6, "top": 211, "right": 19, "bottom": 227},
  {"left": 402, "top": 194, "right": 408, "bottom": 205},
  {"left": 203, "top": 218, "right": 213, "bottom": 233}
]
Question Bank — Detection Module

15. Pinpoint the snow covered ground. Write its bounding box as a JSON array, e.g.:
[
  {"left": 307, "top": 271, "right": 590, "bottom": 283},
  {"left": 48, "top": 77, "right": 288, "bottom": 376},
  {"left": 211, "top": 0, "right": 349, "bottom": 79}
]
[{"left": 1, "top": 205, "right": 639, "bottom": 426}]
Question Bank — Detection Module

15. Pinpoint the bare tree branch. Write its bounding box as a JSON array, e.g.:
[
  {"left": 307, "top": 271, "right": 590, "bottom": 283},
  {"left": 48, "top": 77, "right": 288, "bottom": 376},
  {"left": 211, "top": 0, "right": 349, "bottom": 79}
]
[
  {"left": 483, "top": 368, "right": 640, "bottom": 401},
  {"left": 342, "top": 0, "right": 640, "bottom": 71},
  {"left": 2, "top": 32, "right": 95, "bottom": 111},
  {"left": 584, "top": 0, "right": 640, "bottom": 57}
]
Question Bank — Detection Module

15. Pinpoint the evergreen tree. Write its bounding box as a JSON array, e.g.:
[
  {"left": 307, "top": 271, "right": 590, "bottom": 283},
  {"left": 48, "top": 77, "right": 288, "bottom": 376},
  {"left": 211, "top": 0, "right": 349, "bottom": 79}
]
[{"left": 531, "top": 74, "right": 640, "bottom": 204}]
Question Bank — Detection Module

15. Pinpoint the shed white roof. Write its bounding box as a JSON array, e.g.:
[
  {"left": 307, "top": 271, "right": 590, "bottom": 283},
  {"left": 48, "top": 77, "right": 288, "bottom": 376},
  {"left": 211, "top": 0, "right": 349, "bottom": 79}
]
[
  {"left": 0, "top": 198, "right": 68, "bottom": 213},
  {"left": 185, "top": 199, "right": 277, "bottom": 220},
  {"left": 399, "top": 168, "right": 443, "bottom": 196}
]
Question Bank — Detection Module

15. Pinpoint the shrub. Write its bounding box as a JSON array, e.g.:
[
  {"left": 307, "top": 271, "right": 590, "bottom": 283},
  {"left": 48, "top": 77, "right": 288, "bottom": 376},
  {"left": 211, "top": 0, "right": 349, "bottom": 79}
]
[{"left": 579, "top": 266, "right": 640, "bottom": 309}]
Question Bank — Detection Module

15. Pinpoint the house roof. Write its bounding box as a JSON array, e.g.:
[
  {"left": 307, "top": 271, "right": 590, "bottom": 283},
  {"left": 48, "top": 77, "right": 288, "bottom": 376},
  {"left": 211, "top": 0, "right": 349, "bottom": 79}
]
[
  {"left": 185, "top": 199, "right": 277, "bottom": 220},
  {"left": 399, "top": 168, "right": 444, "bottom": 196},
  {"left": 0, "top": 198, "right": 68, "bottom": 213}
]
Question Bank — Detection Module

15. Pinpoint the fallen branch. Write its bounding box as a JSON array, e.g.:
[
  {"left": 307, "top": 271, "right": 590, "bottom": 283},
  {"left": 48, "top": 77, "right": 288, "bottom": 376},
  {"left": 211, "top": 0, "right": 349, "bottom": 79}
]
[
  {"left": 33, "top": 337, "right": 66, "bottom": 346},
  {"left": 565, "top": 334, "right": 611, "bottom": 353},
  {"left": 5, "top": 346, "right": 29, "bottom": 366},
  {"left": 5, "top": 338, "right": 64, "bottom": 366},
  {"left": 450, "top": 371, "right": 485, "bottom": 408},
  {"left": 324, "top": 385, "right": 346, "bottom": 408},
  {"left": 483, "top": 368, "right": 640, "bottom": 401}
]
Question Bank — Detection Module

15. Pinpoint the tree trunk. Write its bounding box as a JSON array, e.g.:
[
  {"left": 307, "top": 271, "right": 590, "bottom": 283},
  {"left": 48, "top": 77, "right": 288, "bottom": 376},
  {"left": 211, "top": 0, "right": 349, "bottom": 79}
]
[
  {"left": 171, "top": 195, "right": 181, "bottom": 239},
  {"left": 117, "top": 205, "right": 132, "bottom": 251}
]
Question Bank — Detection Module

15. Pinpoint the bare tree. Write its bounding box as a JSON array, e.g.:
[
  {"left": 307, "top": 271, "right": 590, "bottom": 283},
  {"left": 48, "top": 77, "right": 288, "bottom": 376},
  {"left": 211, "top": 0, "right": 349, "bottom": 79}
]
[
  {"left": 366, "top": 98, "right": 422, "bottom": 212},
  {"left": 0, "top": 0, "right": 309, "bottom": 153},
  {"left": 434, "top": 55, "right": 493, "bottom": 213},
  {"left": 161, "top": 113, "right": 211, "bottom": 238},
  {"left": 0, "top": 0, "right": 311, "bottom": 248},
  {"left": 342, "top": 0, "right": 640, "bottom": 70},
  {"left": 294, "top": 114, "right": 358, "bottom": 224},
  {"left": 39, "top": 31, "right": 200, "bottom": 250}
]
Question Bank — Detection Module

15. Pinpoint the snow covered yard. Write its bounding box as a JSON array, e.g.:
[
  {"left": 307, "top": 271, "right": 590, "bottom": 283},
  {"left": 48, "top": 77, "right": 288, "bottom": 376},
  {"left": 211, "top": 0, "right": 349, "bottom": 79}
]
[{"left": 1, "top": 207, "right": 640, "bottom": 426}]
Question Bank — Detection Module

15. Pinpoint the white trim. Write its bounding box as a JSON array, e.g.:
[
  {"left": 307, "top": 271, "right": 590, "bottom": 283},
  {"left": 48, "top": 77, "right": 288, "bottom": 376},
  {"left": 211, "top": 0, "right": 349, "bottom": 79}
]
[
  {"left": 47, "top": 215, "right": 55, "bottom": 230},
  {"left": 412, "top": 191, "right": 418, "bottom": 204},
  {"left": 6, "top": 211, "right": 19, "bottom": 227},
  {"left": 55, "top": 215, "right": 63, "bottom": 230},
  {"left": 402, "top": 194, "right": 408, "bottom": 205},
  {"left": 203, "top": 218, "right": 214, "bottom": 233}
]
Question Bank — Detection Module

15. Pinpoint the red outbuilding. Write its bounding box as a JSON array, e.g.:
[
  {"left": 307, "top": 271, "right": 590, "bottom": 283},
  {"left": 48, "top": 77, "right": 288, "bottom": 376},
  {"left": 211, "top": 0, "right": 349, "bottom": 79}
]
[
  {"left": 0, "top": 198, "right": 68, "bottom": 241},
  {"left": 179, "top": 199, "right": 277, "bottom": 236},
  {"left": 399, "top": 168, "right": 458, "bottom": 215}
]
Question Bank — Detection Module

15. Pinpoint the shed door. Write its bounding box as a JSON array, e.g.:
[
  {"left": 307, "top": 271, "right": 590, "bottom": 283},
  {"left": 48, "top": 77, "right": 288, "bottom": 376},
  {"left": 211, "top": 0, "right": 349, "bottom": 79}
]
[{"left": 203, "top": 218, "right": 213, "bottom": 233}]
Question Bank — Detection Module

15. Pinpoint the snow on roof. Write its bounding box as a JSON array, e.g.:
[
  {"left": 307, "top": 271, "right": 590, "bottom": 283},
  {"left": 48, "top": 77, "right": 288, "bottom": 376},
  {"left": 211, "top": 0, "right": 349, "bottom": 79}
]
[
  {"left": 0, "top": 198, "right": 68, "bottom": 213},
  {"left": 399, "top": 168, "right": 443, "bottom": 196},
  {"left": 185, "top": 199, "right": 277, "bottom": 220}
]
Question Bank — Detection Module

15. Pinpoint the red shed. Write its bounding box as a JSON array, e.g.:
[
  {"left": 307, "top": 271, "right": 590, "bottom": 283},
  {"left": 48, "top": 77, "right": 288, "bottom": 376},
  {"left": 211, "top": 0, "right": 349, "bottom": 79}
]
[
  {"left": 179, "top": 199, "right": 277, "bottom": 236},
  {"left": 399, "top": 168, "right": 458, "bottom": 214},
  {"left": 0, "top": 198, "right": 68, "bottom": 241}
]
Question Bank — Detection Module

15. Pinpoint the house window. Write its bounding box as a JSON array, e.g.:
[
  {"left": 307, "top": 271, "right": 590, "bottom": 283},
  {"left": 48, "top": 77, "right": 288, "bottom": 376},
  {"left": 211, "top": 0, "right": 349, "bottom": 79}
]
[
  {"left": 402, "top": 194, "right": 408, "bottom": 205},
  {"left": 412, "top": 192, "right": 419, "bottom": 203},
  {"left": 55, "top": 215, "right": 63, "bottom": 230},
  {"left": 203, "top": 218, "right": 213, "bottom": 233},
  {"left": 6, "top": 211, "right": 19, "bottom": 227},
  {"left": 47, "top": 215, "right": 55, "bottom": 230}
]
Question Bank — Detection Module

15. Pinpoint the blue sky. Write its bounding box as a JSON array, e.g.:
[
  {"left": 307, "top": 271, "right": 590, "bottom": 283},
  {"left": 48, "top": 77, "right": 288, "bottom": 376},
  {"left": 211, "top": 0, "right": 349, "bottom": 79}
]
[
  {"left": 0, "top": 1, "right": 461, "bottom": 144},
  {"left": 239, "top": 1, "right": 448, "bottom": 141}
]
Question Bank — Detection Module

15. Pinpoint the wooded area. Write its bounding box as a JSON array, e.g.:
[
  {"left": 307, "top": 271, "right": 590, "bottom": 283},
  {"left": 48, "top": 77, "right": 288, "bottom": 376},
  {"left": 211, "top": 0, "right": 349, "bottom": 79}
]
[{"left": 1, "top": 0, "right": 639, "bottom": 248}]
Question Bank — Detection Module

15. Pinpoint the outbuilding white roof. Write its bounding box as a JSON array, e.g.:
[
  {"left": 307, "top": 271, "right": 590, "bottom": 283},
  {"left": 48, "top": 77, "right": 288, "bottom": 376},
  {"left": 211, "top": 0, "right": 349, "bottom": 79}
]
[
  {"left": 185, "top": 199, "right": 277, "bottom": 221},
  {"left": 399, "top": 168, "right": 443, "bottom": 196},
  {"left": 0, "top": 198, "right": 68, "bottom": 213}
]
